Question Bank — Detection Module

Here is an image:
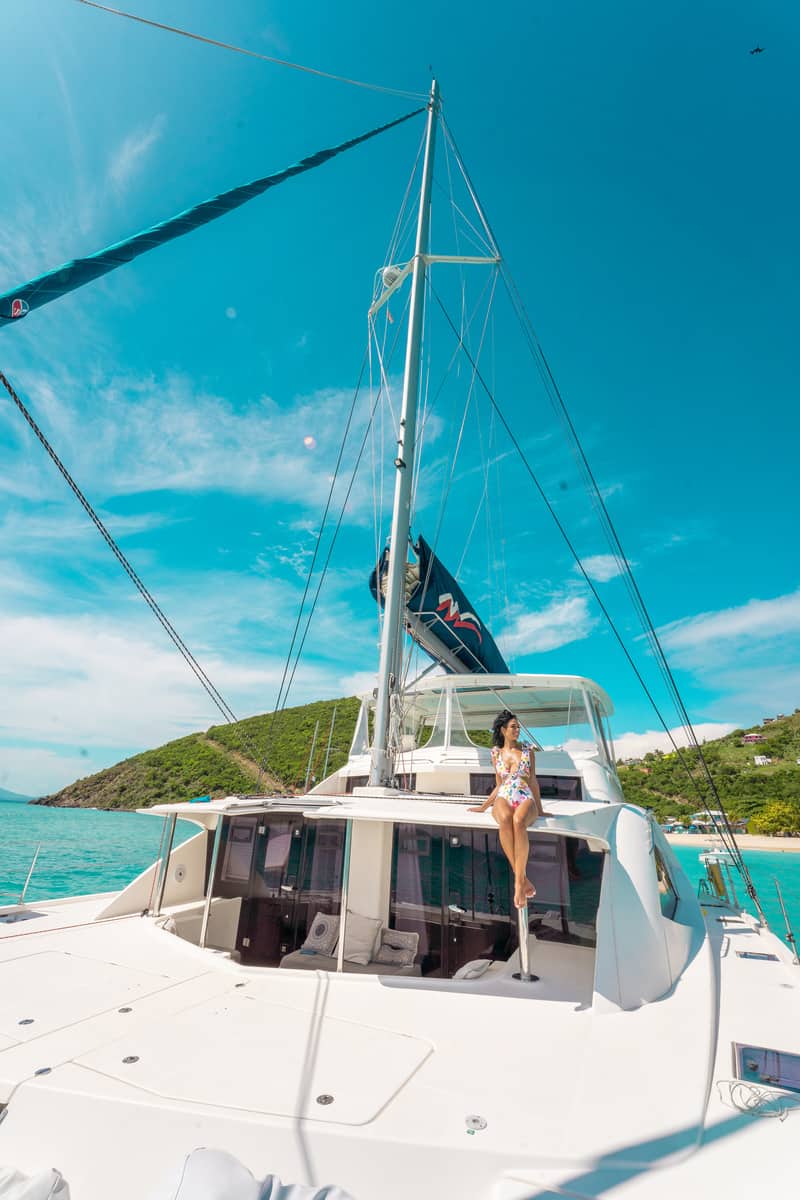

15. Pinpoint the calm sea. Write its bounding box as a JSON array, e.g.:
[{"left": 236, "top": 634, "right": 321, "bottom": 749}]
[
  {"left": 2, "top": 800, "right": 800, "bottom": 946},
  {"left": 0, "top": 799, "right": 197, "bottom": 902}
]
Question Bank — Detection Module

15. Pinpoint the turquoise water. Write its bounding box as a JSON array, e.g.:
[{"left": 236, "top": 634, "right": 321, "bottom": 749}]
[
  {"left": 671, "top": 842, "right": 800, "bottom": 945},
  {"left": 2, "top": 800, "right": 800, "bottom": 946},
  {"left": 0, "top": 799, "right": 197, "bottom": 903}
]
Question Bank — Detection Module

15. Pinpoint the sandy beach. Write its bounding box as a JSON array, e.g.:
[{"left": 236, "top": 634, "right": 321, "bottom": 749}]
[{"left": 665, "top": 832, "right": 800, "bottom": 853}]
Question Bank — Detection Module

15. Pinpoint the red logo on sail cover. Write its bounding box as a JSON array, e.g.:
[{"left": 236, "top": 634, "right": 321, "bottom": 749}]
[
  {"left": 437, "top": 593, "right": 483, "bottom": 643},
  {"left": 10, "top": 298, "right": 29, "bottom": 319}
]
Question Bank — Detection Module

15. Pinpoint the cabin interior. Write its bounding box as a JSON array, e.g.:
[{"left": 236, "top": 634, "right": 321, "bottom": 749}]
[
  {"left": 136, "top": 680, "right": 650, "bottom": 998},
  {"left": 158, "top": 809, "right": 606, "bottom": 986}
]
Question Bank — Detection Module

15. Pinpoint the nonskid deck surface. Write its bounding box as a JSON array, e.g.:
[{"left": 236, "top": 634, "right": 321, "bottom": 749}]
[
  {"left": 506, "top": 911, "right": 800, "bottom": 1199},
  {"left": 0, "top": 902, "right": 727, "bottom": 1200}
]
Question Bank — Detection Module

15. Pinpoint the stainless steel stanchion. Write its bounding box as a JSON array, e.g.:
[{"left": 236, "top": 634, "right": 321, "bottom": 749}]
[
  {"left": 513, "top": 903, "right": 539, "bottom": 982},
  {"left": 336, "top": 820, "right": 353, "bottom": 973},
  {"left": 199, "top": 816, "right": 225, "bottom": 949}
]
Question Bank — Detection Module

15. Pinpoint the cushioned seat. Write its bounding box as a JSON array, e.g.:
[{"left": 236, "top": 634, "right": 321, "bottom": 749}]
[{"left": 279, "top": 950, "right": 420, "bottom": 975}]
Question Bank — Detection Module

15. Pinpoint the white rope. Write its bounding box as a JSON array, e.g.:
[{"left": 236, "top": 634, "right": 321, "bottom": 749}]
[{"left": 72, "top": 0, "right": 428, "bottom": 100}]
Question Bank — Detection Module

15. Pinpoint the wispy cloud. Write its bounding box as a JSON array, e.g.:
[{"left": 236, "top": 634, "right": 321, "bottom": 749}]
[
  {"left": 659, "top": 588, "right": 800, "bottom": 653},
  {"left": 2, "top": 367, "right": 383, "bottom": 519},
  {"left": 0, "top": 604, "right": 349, "bottom": 794},
  {"left": 498, "top": 593, "right": 597, "bottom": 656},
  {"left": 651, "top": 588, "right": 800, "bottom": 727},
  {"left": 575, "top": 553, "right": 629, "bottom": 583},
  {"left": 558, "top": 723, "right": 738, "bottom": 760},
  {"left": 108, "top": 115, "right": 166, "bottom": 194},
  {"left": 607, "top": 722, "right": 738, "bottom": 760}
]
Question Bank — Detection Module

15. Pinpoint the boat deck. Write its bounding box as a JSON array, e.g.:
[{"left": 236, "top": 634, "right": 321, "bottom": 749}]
[{"left": 0, "top": 894, "right": 796, "bottom": 1198}]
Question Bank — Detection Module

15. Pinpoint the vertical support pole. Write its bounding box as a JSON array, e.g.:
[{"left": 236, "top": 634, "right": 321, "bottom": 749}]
[
  {"left": 153, "top": 813, "right": 177, "bottom": 917},
  {"left": 513, "top": 904, "right": 539, "bottom": 982},
  {"left": 18, "top": 844, "right": 41, "bottom": 905},
  {"left": 304, "top": 720, "right": 320, "bottom": 791},
  {"left": 322, "top": 705, "right": 337, "bottom": 779},
  {"left": 336, "top": 820, "right": 354, "bottom": 973},
  {"left": 774, "top": 877, "right": 800, "bottom": 965},
  {"left": 724, "top": 861, "right": 740, "bottom": 909},
  {"left": 199, "top": 816, "right": 225, "bottom": 949},
  {"left": 370, "top": 79, "right": 440, "bottom": 786}
]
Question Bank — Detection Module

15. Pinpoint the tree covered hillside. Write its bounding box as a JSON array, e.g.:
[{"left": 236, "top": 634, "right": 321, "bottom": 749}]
[
  {"left": 34, "top": 699, "right": 799, "bottom": 831},
  {"left": 34, "top": 697, "right": 361, "bottom": 810},
  {"left": 616, "top": 711, "right": 800, "bottom": 833}
]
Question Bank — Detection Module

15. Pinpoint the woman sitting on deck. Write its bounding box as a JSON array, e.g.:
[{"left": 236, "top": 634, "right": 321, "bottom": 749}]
[{"left": 468, "top": 710, "right": 546, "bottom": 908}]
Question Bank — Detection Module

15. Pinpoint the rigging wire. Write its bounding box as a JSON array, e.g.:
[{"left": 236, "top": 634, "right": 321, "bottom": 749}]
[
  {"left": 70, "top": 0, "right": 427, "bottom": 100},
  {"left": 261, "top": 290, "right": 414, "bottom": 773},
  {"left": 0, "top": 370, "right": 249, "bottom": 737},
  {"left": 439, "top": 116, "right": 765, "bottom": 919},
  {"left": 255, "top": 349, "right": 371, "bottom": 774},
  {"left": 407, "top": 269, "right": 499, "bottom": 675},
  {"left": 428, "top": 284, "right": 766, "bottom": 920}
]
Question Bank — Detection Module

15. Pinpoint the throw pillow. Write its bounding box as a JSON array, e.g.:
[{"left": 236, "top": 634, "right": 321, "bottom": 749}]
[
  {"left": 341, "top": 910, "right": 383, "bottom": 965},
  {"left": 301, "top": 912, "right": 340, "bottom": 957},
  {"left": 373, "top": 927, "right": 419, "bottom": 967},
  {"left": 453, "top": 958, "right": 492, "bottom": 981}
]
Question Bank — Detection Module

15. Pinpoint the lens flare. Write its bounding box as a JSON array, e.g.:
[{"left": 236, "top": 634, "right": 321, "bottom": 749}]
[{"left": 303, "top": 435, "right": 317, "bottom": 449}]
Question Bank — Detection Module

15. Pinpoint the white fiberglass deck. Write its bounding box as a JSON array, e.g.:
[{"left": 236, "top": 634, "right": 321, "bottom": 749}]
[{"left": 1, "top": 887, "right": 792, "bottom": 1200}]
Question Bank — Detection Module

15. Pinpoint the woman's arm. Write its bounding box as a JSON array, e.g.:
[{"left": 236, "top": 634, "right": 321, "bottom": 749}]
[{"left": 468, "top": 783, "right": 498, "bottom": 813}]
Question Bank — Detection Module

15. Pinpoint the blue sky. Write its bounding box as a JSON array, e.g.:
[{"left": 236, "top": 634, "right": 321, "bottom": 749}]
[{"left": 1, "top": 0, "right": 798, "bottom": 795}]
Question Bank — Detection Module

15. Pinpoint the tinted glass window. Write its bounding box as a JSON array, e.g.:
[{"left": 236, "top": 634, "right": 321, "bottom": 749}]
[
  {"left": 301, "top": 821, "right": 345, "bottom": 900},
  {"left": 654, "top": 846, "right": 678, "bottom": 919},
  {"left": 469, "top": 773, "right": 582, "bottom": 801},
  {"left": 538, "top": 776, "right": 582, "bottom": 801},
  {"left": 253, "top": 818, "right": 303, "bottom": 897}
]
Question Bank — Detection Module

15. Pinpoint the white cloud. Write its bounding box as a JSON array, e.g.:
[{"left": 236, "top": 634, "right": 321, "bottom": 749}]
[
  {"left": 340, "top": 670, "right": 379, "bottom": 697},
  {"left": 0, "top": 507, "right": 175, "bottom": 552},
  {"left": 659, "top": 588, "right": 800, "bottom": 652},
  {"left": 2, "top": 368, "right": 382, "bottom": 520},
  {"left": 108, "top": 116, "right": 166, "bottom": 193},
  {"left": 576, "top": 554, "right": 628, "bottom": 583},
  {"left": 607, "top": 722, "right": 738, "bottom": 760},
  {"left": 0, "top": 608, "right": 345, "bottom": 794},
  {"left": 498, "top": 594, "right": 597, "bottom": 656},
  {"left": 0, "top": 746, "right": 108, "bottom": 800},
  {"left": 702, "top": 664, "right": 800, "bottom": 724}
]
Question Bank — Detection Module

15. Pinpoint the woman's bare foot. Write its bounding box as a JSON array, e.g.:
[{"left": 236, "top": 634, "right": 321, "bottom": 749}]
[
  {"left": 524, "top": 877, "right": 536, "bottom": 899},
  {"left": 514, "top": 876, "right": 536, "bottom": 907}
]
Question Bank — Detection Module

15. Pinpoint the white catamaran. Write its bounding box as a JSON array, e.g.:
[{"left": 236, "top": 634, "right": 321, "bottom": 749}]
[{"left": 2, "top": 79, "right": 799, "bottom": 1200}]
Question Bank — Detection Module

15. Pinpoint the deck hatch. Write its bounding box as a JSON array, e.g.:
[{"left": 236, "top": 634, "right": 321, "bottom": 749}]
[{"left": 734, "top": 1044, "right": 800, "bottom": 1093}]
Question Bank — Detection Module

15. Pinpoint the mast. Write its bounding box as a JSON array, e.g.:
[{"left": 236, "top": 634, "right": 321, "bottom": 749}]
[{"left": 369, "top": 78, "right": 440, "bottom": 786}]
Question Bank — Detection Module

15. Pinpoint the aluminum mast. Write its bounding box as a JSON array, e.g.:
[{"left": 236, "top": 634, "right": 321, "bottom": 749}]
[{"left": 369, "top": 79, "right": 439, "bottom": 786}]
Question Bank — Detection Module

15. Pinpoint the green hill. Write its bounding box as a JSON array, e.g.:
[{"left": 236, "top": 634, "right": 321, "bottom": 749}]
[
  {"left": 34, "top": 699, "right": 800, "bottom": 829},
  {"left": 616, "top": 710, "right": 800, "bottom": 831},
  {"left": 34, "top": 697, "right": 361, "bottom": 810}
]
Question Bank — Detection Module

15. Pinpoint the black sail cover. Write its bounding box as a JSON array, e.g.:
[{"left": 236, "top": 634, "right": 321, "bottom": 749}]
[{"left": 369, "top": 535, "right": 509, "bottom": 675}]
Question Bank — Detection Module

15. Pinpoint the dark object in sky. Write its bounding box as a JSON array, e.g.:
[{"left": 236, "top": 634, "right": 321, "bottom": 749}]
[{"left": 749, "top": 46, "right": 765, "bottom": 55}]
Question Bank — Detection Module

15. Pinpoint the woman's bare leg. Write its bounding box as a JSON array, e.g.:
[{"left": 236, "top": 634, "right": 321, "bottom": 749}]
[
  {"left": 512, "top": 801, "right": 535, "bottom": 907},
  {"left": 491, "top": 798, "right": 516, "bottom": 891}
]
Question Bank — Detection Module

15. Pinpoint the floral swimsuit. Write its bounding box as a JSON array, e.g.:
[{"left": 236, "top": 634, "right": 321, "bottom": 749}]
[{"left": 492, "top": 743, "right": 534, "bottom": 809}]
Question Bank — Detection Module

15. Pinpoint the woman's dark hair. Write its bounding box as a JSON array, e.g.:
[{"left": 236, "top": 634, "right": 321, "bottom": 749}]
[{"left": 492, "top": 709, "right": 518, "bottom": 748}]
